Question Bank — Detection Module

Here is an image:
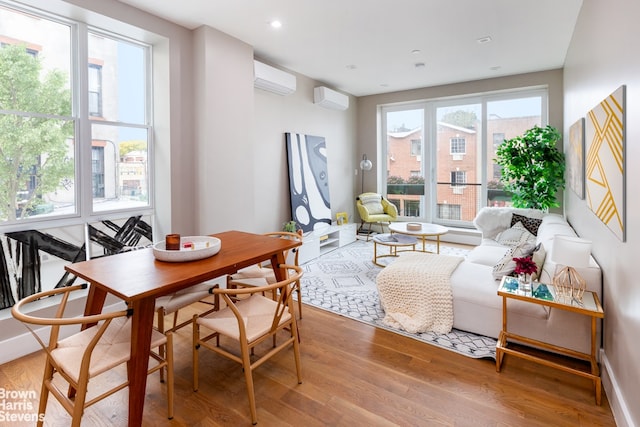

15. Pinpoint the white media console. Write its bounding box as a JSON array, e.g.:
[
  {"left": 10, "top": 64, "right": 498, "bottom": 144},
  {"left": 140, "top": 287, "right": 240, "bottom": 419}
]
[{"left": 298, "top": 223, "right": 357, "bottom": 264}]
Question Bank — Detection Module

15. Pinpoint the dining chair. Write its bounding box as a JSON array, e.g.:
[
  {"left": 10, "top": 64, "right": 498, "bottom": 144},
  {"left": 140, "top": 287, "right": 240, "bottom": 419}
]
[
  {"left": 11, "top": 284, "right": 174, "bottom": 427},
  {"left": 154, "top": 280, "right": 220, "bottom": 381},
  {"left": 230, "top": 231, "right": 304, "bottom": 318},
  {"left": 192, "top": 264, "right": 303, "bottom": 425}
]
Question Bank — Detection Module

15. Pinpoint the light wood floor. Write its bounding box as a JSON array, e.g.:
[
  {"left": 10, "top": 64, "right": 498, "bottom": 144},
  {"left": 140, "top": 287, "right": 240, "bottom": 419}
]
[{"left": 0, "top": 300, "right": 616, "bottom": 427}]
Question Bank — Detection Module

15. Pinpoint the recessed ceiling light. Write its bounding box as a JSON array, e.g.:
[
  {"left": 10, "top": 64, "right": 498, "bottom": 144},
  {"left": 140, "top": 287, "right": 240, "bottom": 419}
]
[
  {"left": 477, "top": 36, "right": 492, "bottom": 44},
  {"left": 411, "top": 49, "right": 421, "bottom": 55},
  {"left": 415, "top": 62, "right": 426, "bottom": 69},
  {"left": 490, "top": 65, "right": 501, "bottom": 71},
  {"left": 270, "top": 20, "right": 282, "bottom": 29},
  {"left": 346, "top": 64, "right": 357, "bottom": 70}
]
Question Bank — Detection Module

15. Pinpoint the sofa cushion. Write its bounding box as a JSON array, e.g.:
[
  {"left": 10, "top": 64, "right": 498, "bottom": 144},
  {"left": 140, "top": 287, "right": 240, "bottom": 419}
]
[
  {"left": 466, "top": 244, "right": 510, "bottom": 267},
  {"left": 359, "top": 194, "right": 384, "bottom": 215},
  {"left": 473, "top": 207, "right": 544, "bottom": 240},
  {"left": 360, "top": 194, "right": 384, "bottom": 215},
  {"left": 511, "top": 213, "right": 543, "bottom": 236},
  {"left": 496, "top": 221, "right": 536, "bottom": 247}
]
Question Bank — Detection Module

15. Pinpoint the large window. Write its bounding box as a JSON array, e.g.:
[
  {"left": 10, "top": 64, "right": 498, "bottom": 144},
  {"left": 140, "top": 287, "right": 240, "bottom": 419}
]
[
  {"left": 381, "top": 88, "right": 545, "bottom": 227},
  {"left": 0, "top": 2, "right": 152, "bottom": 227}
]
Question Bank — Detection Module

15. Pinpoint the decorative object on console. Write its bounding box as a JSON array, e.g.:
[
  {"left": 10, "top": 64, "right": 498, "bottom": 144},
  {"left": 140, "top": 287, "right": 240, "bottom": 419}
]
[
  {"left": 585, "top": 85, "right": 626, "bottom": 241},
  {"left": 285, "top": 133, "right": 332, "bottom": 233},
  {"left": 359, "top": 154, "right": 373, "bottom": 193},
  {"left": 513, "top": 255, "right": 538, "bottom": 292},
  {"left": 336, "top": 212, "right": 348, "bottom": 225},
  {"left": 551, "top": 235, "right": 592, "bottom": 299},
  {"left": 283, "top": 220, "right": 300, "bottom": 233}
]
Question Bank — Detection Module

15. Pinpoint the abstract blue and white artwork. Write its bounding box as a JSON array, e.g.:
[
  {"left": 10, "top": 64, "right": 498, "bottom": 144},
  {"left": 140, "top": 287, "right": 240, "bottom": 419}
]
[{"left": 285, "top": 133, "right": 331, "bottom": 233}]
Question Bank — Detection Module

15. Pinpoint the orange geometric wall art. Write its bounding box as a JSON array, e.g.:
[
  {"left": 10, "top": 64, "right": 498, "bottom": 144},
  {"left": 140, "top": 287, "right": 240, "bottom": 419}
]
[{"left": 584, "top": 85, "right": 626, "bottom": 241}]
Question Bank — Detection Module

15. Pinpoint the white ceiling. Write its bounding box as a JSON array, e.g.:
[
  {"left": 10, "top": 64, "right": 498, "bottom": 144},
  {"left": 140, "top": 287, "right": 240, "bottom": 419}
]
[{"left": 116, "top": 0, "right": 583, "bottom": 97}]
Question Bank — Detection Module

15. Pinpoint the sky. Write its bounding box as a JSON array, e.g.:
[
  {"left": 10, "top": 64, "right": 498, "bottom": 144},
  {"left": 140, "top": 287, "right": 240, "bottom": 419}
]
[{"left": 387, "top": 97, "right": 542, "bottom": 131}]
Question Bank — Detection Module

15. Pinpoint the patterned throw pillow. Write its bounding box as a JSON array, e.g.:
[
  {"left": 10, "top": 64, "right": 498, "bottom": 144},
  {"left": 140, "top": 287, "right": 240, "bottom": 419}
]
[
  {"left": 496, "top": 221, "right": 536, "bottom": 247},
  {"left": 492, "top": 241, "right": 537, "bottom": 280},
  {"left": 359, "top": 194, "right": 384, "bottom": 215},
  {"left": 511, "top": 213, "right": 543, "bottom": 236},
  {"left": 530, "top": 243, "right": 546, "bottom": 280}
]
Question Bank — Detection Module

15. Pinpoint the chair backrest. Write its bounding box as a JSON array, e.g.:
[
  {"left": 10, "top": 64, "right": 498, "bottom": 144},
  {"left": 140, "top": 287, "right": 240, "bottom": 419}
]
[
  {"left": 221, "top": 264, "right": 303, "bottom": 335},
  {"left": 357, "top": 192, "right": 398, "bottom": 220},
  {"left": 11, "top": 284, "right": 129, "bottom": 361}
]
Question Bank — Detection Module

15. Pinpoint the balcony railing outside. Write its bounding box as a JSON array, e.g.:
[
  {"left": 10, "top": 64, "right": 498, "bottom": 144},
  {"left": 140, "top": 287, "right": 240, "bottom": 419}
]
[{"left": 386, "top": 183, "right": 512, "bottom": 227}]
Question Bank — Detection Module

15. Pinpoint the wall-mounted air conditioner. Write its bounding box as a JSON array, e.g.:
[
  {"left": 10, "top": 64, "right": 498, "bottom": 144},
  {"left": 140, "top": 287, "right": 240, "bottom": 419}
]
[
  {"left": 313, "top": 86, "right": 349, "bottom": 110},
  {"left": 253, "top": 60, "right": 296, "bottom": 95}
]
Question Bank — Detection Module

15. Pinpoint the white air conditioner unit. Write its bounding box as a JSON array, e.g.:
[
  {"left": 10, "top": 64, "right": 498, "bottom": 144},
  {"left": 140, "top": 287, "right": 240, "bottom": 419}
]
[
  {"left": 313, "top": 86, "right": 349, "bottom": 110},
  {"left": 253, "top": 60, "right": 296, "bottom": 95}
]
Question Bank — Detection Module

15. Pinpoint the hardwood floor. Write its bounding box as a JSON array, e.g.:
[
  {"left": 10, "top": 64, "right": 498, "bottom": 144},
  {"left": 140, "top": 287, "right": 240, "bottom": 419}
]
[{"left": 0, "top": 301, "right": 616, "bottom": 427}]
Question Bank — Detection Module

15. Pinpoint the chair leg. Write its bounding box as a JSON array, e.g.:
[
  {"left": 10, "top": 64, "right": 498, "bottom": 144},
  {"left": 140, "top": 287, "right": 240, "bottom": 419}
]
[
  {"left": 37, "top": 361, "right": 54, "bottom": 427},
  {"left": 241, "top": 343, "right": 258, "bottom": 425},
  {"left": 157, "top": 308, "right": 166, "bottom": 383},
  {"left": 296, "top": 286, "right": 303, "bottom": 319},
  {"left": 291, "top": 319, "right": 303, "bottom": 385},
  {"left": 166, "top": 332, "right": 174, "bottom": 420},
  {"left": 70, "top": 380, "right": 89, "bottom": 427},
  {"left": 192, "top": 315, "right": 199, "bottom": 392},
  {"left": 366, "top": 222, "right": 373, "bottom": 241}
]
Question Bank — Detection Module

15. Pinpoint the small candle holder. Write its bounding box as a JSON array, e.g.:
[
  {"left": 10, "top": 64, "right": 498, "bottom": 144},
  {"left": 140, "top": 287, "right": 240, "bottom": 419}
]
[{"left": 165, "top": 233, "right": 180, "bottom": 251}]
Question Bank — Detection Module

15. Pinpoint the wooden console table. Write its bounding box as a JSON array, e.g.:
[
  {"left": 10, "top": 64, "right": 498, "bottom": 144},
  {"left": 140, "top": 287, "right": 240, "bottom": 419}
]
[{"left": 496, "top": 276, "right": 604, "bottom": 404}]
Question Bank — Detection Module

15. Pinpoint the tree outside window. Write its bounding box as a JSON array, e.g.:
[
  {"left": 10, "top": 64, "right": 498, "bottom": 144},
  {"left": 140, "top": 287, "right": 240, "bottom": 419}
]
[{"left": 0, "top": 44, "right": 74, "bottom": 221}]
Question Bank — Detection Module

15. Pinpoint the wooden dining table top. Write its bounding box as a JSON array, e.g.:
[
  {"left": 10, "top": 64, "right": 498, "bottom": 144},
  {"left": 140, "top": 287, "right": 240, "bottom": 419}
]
[{"left": 65, "top": 229, "right": 301, "bottom": 302}]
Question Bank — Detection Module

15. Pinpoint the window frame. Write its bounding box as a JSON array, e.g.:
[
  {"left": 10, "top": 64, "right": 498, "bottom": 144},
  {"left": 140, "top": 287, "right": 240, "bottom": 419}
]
[
  {"left": 379, "top": 86, "right": 548, "bottom": 228},
  {"left": 0, "top": 1, "right": 155, "bottom": 232}
]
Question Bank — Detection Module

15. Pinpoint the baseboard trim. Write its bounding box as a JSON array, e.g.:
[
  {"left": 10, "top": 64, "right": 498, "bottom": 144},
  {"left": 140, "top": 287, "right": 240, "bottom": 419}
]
[{"left": 601, "top": 349, "right": 633, "bottom": 427}]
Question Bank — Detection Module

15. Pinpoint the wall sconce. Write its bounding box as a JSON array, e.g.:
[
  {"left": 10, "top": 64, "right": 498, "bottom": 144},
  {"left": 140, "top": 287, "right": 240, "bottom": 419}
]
[
  {"left": 359, "top": 154, "right": 373, "bottom": 193},
  {"left": 550, "top": 235, "right": 592, "bottom": 300}
]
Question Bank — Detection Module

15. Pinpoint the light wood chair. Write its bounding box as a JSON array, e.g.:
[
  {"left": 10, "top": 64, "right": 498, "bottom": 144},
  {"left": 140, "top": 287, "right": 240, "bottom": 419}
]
[
  {"left": 11, "top": 284, "right": 174, "bottom": 427},
  {"left": 193, "top": 264, "right": 303, "bottom": 425},
  {"left": 230, "top": 231, "right": 304, "bottom": 318},
  {"left": 155, "top": 280, "right": 220, "bottom": 381}
]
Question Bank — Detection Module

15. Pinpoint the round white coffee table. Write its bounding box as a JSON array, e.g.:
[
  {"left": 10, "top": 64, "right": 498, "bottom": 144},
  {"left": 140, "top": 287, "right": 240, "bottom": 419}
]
[
  {"left": 372, "top": 233, "right": 418, "bottom": 267},
  {"left": 388, "top": 222, "right": 449, "bottom": 253}
]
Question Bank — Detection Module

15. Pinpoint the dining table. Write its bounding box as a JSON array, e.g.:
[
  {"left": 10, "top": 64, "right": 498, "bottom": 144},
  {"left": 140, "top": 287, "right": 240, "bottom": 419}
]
[{"left": 64, "top": 230, "right": 301, "bottom": 427}]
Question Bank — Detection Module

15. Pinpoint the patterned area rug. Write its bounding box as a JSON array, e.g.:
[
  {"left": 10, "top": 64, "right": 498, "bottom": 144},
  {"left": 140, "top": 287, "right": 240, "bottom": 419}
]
[{"left": 299, "top": 238, "right": 497, "bottom": 359}]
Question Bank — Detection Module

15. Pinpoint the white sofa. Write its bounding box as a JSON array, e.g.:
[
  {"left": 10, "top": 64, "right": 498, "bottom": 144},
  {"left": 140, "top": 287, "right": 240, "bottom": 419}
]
[{"left": 450, "top": 207, "right": 602, "bottom": 354}]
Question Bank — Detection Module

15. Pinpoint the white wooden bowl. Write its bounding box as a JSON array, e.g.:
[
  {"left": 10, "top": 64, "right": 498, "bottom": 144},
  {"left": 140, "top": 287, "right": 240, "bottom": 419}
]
[{"left": 152, "top": 236, "right": 221, "bottom": 262}]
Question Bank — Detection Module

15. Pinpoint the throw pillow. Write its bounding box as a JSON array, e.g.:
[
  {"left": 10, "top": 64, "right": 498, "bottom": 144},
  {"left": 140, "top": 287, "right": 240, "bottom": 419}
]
[
  {"left": 359, "top": 194, "right": 384, "bottom": 215},
  {"left": 530, "top": 243, "right": 546, "bottom": 280},
  {"left": 511, "top": 213, "right": 543, "bottom": 236},
  {"left": 492, "top": 241, "right": 537, "bottom": 280},
  {"left": 496, "top": 221, "right": 536, "bottom": 247}
]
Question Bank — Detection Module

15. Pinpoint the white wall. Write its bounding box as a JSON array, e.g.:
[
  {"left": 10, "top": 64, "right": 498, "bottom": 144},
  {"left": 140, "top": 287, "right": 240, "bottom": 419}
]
[
  {"left": 253, "top": 66, "right": 359, "bottom": 230},
  {"left": 189, "top": 30, "right": 358, "bottom": 235},
  {"left": 563, "top": 1, "right": 640, "bottom": 426}
]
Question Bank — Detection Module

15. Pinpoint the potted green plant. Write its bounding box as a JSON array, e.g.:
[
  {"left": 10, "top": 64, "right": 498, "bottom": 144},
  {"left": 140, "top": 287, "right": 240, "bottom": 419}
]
[
  {"left": 494, "top": 125, "right": 565, "bottom": 210},
  {"left": 282, "top": 220, "right": 299, "bottom": 233}
]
